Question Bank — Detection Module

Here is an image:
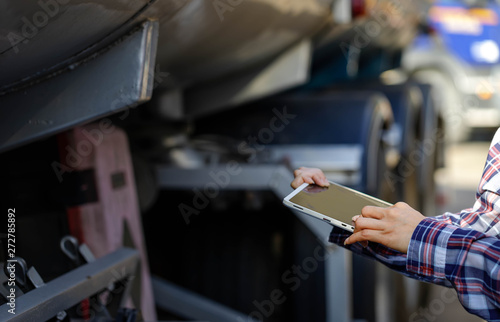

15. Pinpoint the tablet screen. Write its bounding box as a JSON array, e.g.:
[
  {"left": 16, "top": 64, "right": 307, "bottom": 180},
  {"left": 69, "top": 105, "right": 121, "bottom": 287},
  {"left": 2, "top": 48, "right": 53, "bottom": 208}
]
[{"left": 288, "top": 183, "right": 391, "bottom": 224}]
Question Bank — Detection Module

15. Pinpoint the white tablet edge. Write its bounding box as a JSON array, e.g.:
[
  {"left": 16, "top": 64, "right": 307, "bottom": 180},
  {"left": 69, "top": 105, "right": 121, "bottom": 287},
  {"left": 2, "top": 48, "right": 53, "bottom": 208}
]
[{"left": 283, "top": 182, "right": 355, "bottom": 233}]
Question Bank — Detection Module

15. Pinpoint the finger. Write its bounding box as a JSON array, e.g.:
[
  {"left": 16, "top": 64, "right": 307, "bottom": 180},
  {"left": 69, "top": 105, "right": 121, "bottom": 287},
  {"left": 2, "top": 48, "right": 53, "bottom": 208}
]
[
  {"left": 394, "top": 201, "right": 409, "bottom": 209},
  {"left": 346, "top": 227, "right": 393, "bottom": 247},
  {"left": 292, "top": 167, "right": 328, "bottom": 188},
  {"left": 293, "top": 168, "right": 304, "bottom": 177},
  {"left": 361, "top": 206, "right": 386, "bottom": 220},
  {"left": 353, "top": 217, "right": 385, "bottom": 231},
  {"left": 311, "top": 174, "right": 330, "bottom": 187},
  {"left": 293, "top": 167, "right": 315, "bottom": 176},
  {"left": 345, "top": 229, "right": 377, "bottom": 245},
  {"left": 290, "top": 176, "right": 305, "bottom": 189},
  {"left": 351, "top": 218, "right": 385, "bottom": 240},
  {"left": 303, "top": 176, "right": 315, "bottom": 184}
]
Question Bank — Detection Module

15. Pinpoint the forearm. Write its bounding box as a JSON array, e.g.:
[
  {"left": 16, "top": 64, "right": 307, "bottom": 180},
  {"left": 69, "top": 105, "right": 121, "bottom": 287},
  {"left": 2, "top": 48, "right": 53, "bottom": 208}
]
[
  {"left": 328, "top": 226, "right": 451, "bottom": 286},
  {"left": 408, "top": 218, "right": 500, "bottom": 321}
]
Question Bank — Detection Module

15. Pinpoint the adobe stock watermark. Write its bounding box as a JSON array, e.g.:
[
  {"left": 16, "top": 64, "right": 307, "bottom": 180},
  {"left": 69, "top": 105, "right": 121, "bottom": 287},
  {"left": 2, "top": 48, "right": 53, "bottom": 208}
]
[
  {"left": 51, "top": 65, "right": 169, "bottom": 183},
  {"left": 384, "top": 127, "right": 445, "bottom": 192},
  {"left": 408, "top": 287, "right": 457, "bottom": 322},
  {"left": 238, "top": 241, "right": 335, "bottom": 321},
  {"left": 440, "top": 88, "right": 478, "bottom": 142},
  {"left": 213, "top": 0, "right": 245, "bottom": 22},
  {"left": 237, "top": 107, "right": 297, "bottom": 162},
  {"left": 340, "top": 1, "right": 408, "bottom": 74},
  {"left": 384, "top": 87, "right": 477, "bottom": 192},
  {"left": 178, "top": 106, "right": 297, "bottom": 224},
  {"left": 51, "top": 119, "right": 116, "bottom": 183},
  {"left": 7, "top": 0, "right": 70, "bottom": 54}
]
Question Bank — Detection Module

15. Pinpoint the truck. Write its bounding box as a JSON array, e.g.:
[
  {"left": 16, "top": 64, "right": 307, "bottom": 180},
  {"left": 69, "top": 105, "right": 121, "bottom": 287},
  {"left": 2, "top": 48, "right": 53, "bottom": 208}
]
[
  {"left": 0, "top": 1, "right": 440, "bottom": 321},
  {"left": 403, "top": 0, "right": 500, "bottom": 141}
]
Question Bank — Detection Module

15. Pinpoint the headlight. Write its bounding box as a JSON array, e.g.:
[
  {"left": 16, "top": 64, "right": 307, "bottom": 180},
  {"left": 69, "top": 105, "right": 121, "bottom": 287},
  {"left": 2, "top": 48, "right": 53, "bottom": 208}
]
[{"left": 471, "top": 40, "right": 500, "bottom": 63}]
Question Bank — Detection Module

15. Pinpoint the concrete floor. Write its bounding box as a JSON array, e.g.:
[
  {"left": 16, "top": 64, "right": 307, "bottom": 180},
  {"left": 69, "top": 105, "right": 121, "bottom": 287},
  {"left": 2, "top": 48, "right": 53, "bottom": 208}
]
[{"left": 419, "top": 138, "right": 495, "bottom": 322}]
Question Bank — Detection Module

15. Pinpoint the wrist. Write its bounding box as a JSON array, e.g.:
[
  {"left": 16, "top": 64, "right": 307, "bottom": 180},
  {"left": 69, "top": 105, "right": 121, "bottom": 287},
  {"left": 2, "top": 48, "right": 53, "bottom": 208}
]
[{"left": 406, "top": 218, "right": 457, "bottom": 278}]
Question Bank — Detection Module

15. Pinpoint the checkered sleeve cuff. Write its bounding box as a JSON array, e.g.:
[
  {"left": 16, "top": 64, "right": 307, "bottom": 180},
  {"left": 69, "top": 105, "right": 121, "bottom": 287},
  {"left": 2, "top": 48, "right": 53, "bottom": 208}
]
[{"left": 407, "top": 217, "right": 458, "bottom": 279}]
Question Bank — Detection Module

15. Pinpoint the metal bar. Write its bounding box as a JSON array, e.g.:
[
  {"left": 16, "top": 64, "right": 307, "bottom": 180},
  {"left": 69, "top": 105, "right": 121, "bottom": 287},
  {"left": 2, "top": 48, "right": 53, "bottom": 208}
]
[
  {"left": 157, "top": 163, "right": 338, "bottom": 242},
  {"left": 0, "top": 248, "right": 139, "bottom": 322},
  {"left": 157, "top": 164, "right": 291, "bottom": 190},
  {"left": 266, "top": 145, "right": 363, "bottom": 172},
  {"left": 267, "top": 164, "right": 353, "bottom": 322},
  {"left": 0, "top": 19, "right": 159, "bottom": 153},
  {"left": 324, "top": 247, "right": 352, "bottom": 322},
  {"left": 152, "top": 276, "right": 259, "bottom": 322}
]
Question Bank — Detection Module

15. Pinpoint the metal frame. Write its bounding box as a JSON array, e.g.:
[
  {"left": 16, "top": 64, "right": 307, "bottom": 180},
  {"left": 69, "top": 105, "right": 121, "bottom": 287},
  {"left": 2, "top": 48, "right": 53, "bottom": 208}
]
[
  {"left": 0, "top": 19, "right": 159, "bottom": 153},
  {"left": 152, "top": 276, "right": 259, "bottom": 322},
  {"left": 0, "top": 248, "right": 139, "bottom": 322},
  {"left": 155, "top": 163, "right": 353, "bottom": 322}
]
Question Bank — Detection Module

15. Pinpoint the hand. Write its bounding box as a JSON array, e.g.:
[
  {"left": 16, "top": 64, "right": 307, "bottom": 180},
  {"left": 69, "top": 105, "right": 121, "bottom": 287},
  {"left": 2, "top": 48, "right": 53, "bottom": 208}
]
[
  {"left": 344, "top": 202, "right": 425, "bottom": 253},
  {"left": 291, "top": 167, "right": 330, "bottom": 189}
]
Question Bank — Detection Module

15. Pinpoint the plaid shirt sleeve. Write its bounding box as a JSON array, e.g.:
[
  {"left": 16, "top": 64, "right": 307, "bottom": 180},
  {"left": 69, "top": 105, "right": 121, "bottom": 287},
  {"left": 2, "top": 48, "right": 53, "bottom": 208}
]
[
  {"left": 328, "top": 227, "right": 452, "bottom": 286},
  {"left": 329, "top": 128, "right": 500, "bottom": 320},
  {"left": 433, "top": 129, "right": 500, "bottom": 236},
  {"left": 408, "top": 218, "right": 500, "bottom": 320}
]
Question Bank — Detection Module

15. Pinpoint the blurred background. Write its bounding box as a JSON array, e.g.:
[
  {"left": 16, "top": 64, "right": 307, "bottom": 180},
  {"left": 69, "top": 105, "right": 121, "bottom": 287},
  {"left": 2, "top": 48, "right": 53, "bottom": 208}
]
[{"left": 1, "top": 0, "right": 499, "bottom": 321}]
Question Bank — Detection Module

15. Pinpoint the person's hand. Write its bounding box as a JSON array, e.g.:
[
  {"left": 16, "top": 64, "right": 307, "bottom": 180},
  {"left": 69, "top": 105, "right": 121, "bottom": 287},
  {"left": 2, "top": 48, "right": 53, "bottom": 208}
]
[
  {"left": 344, "top": 202, "right": 425, "bottom": 253},
  {"left": 291, "top": 167, "right": 330, "bottom": 189}
]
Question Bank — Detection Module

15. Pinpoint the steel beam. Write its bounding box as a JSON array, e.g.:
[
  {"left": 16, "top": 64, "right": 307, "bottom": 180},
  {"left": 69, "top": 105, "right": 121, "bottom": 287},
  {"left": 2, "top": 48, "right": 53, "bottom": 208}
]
[
  {"left": 0, "top": 248, "right": 139, "bottom": 322},
  {"left": 152, "top": 276, "right": 259, "bottom": 322},
  {"left": 0, "top": 20, "right": 159, "bottom": 153}
]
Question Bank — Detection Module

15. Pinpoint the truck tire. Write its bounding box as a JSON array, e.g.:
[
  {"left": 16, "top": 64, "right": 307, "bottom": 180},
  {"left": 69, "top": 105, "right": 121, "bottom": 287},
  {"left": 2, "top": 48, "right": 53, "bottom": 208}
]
[
  {"left": 194, "top": 92, "right": 394, "bottom": 196},
  {"left": 411, "top": 69, "right": 468, "bottom": 143}
]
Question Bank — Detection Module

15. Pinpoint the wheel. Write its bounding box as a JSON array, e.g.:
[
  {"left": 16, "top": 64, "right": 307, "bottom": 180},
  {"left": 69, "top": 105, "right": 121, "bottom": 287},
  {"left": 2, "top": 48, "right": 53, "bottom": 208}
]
[{"left": 411, "top": 69, "right": 469, "bottom": 143}]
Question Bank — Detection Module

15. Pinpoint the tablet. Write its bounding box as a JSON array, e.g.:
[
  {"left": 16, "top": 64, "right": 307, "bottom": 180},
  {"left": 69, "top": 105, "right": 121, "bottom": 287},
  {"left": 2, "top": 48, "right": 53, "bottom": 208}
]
[{"left": 283, "top": 181, "right": 392, "bottom": 232}]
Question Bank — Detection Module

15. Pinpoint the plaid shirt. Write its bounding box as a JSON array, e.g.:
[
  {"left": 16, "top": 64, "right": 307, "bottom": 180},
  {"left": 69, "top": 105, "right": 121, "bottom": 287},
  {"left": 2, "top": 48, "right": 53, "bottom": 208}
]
[{"left": 329, "top": 129, "right": 500, "bottom": 321}]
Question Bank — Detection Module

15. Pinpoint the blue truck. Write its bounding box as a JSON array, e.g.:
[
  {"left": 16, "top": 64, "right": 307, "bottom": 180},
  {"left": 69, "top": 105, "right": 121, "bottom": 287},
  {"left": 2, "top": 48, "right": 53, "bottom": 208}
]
[{"left": 404, "top": 0, "right": 500, "bottom": 141}]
